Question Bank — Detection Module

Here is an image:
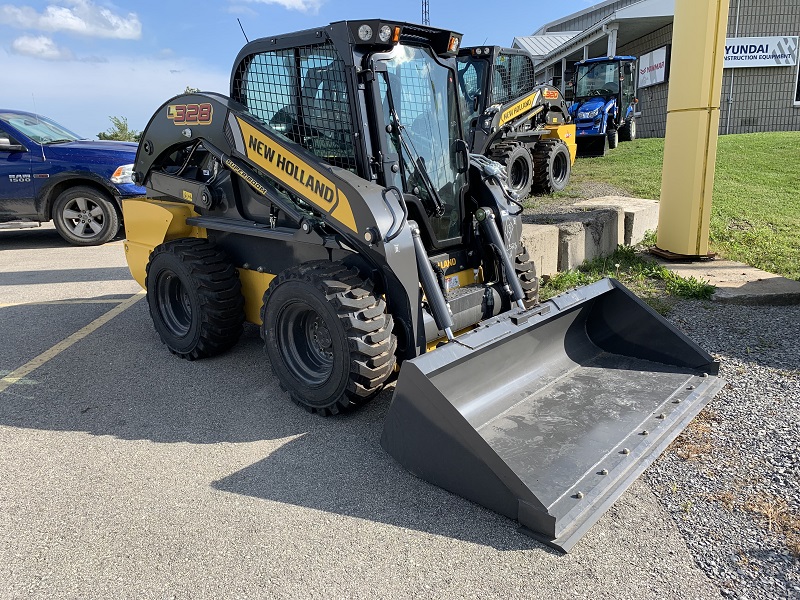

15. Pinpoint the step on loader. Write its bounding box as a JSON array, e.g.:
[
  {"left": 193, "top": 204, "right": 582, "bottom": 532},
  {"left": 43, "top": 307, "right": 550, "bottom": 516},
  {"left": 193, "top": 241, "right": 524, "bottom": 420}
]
[
  {"left": 123, "top": 19, "right": 724, "bottom": 552},
  {"left": 457, "top": 46, "right": 576, "bottom": 198}
]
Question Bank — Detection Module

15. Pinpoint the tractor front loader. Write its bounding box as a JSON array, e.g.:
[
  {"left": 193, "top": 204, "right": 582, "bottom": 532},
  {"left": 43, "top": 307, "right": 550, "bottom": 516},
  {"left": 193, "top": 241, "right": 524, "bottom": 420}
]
[
  {"left": 123, "top": 19, "right": 723, "bottom": 552},
  {"left": 457, "top": 46, "right": 576, "bottom": 198}
]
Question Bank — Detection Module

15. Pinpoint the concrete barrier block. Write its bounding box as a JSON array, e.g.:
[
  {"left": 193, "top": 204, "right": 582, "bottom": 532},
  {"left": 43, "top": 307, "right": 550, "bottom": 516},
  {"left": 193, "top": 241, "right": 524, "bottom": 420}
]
[
  {"left": 575, "top": 196, "right": 660, "bottom": 245},
  {"left": 525, "top": 207, "right": 623, "bottom": 271},
  {"left": 520, "top": 223, "right": 560, "bottom": 277}
]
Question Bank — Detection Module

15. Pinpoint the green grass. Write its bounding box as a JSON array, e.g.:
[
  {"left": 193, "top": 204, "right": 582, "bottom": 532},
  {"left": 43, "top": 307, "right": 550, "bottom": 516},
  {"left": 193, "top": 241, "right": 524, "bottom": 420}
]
[
  {"left": 540, "top": 245, "right": 715, "bottom": 314},
  {"left": 560, "top": 132, "right": 800, "bottom": 280}
]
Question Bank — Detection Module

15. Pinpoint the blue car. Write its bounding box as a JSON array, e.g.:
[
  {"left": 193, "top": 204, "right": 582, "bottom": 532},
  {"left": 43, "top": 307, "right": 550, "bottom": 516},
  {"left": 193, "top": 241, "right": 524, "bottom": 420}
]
[
  {"left": 568, "top": 57, "right": 638, "bottom": 157},
  {"left": 0, "top": 110, "right": 145, "bottom": 245}
]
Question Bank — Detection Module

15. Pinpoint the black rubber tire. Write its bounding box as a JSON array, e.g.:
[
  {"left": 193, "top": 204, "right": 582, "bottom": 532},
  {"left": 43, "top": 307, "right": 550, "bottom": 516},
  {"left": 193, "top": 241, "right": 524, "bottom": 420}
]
[
  {"left": 619, "top": 118, "right": 637, "bottom": 142},
  {"left": 531, "top": 140, "right": 572, "bottom": 195},
  {"left": 607, "top": 127, "right": 619, "bottom": 149},
  {"left": 489, "top": 142, "right": 534, "bottom": 199},
  {"left": 261, "top": 260, "right": 397, "bottom": 416},
  {"left": 145, "top": 238, "right": 244, "bottom": 360},
  {"left": 514, "top": 247, "right": 540, "bottom": 309},
  {"left": 52, "top": 186, "right": 120, "bottom": 246}
]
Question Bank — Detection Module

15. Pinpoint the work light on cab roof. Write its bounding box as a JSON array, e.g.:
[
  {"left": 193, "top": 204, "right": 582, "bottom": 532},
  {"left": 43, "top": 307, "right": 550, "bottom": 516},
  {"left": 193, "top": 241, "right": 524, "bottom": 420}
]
[{"left": 346, "top": 20, "right": 461, "bottom": 55}]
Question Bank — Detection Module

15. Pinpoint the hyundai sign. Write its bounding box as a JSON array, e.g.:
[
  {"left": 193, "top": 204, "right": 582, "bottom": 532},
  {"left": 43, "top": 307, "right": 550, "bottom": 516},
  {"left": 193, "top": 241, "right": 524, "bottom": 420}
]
[{"left": 724, "top": 36, "right": 798, "bottom": 68}]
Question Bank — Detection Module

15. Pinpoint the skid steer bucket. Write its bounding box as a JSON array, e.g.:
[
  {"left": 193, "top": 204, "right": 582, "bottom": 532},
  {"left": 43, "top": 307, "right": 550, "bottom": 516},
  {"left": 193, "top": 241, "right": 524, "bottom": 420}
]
[
  {"left": 576, "top": 135, "right": 608, "bottom": 157},
  {"left": 382, "top": 278, "right": 724, "bottom": 552}
]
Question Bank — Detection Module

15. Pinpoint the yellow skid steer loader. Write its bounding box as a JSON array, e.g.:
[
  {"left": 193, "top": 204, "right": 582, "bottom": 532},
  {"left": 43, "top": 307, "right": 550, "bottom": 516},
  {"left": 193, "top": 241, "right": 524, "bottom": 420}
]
[{"left": 122, "top": 19, "right": 723, "bottom": 551}]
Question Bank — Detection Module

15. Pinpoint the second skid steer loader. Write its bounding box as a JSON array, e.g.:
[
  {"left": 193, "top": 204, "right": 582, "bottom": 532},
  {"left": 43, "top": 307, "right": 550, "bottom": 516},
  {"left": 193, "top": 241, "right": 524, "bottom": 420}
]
[
  {"left": 122, "top": 19, "right": 724, "bottom": 552},
  {"left": 457, "top": 46, "right": 576, "bottom": 197}
]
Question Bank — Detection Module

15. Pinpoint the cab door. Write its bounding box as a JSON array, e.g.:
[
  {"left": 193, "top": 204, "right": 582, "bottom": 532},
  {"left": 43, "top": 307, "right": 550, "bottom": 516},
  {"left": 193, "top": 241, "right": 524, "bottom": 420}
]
[
  {"left": 0, "top": 123, "right": 34, "bottom": 219},
  {"left": 620, "top": 61, "right": 637, "bottom": 117}
]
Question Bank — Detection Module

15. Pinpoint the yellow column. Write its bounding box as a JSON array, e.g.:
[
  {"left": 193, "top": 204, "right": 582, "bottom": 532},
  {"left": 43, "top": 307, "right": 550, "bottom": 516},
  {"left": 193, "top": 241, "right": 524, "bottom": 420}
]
[{"left": 656, "top": 0, "right": 730, "bottom": 256}]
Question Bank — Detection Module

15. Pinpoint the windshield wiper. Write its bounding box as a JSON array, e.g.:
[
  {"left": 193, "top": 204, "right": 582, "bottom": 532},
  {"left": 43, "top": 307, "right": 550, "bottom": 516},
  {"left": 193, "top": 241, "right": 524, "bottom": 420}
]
[
  {"left": 390, "top": 109, "right": 445, "bottom": 218},
  {"left": 381, "top": 76, "right": 445, "bottom": 217}
]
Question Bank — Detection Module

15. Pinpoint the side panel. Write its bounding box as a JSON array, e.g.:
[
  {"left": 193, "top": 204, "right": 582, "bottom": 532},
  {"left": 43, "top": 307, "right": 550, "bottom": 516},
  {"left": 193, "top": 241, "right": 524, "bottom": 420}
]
[
  {"left": 237, "top": 269, "right": 275, "bottom": 324},
  {"left": 542, "top": 124, "right": 577, "bottom": 164},
  {"left": 121, "top": 199, "right": 206, "bottom": 288}
]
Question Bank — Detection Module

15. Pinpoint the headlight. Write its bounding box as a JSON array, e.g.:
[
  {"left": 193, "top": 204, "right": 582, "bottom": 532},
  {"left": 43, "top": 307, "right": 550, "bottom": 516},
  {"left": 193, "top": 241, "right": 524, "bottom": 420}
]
[
  {"left": 111, "top": 164, "right": 134, "bottom": 184},
  {"left": 475, "top": 48, "right": 482, "bottom": 55},
  {"left": 357, "top": 24, "right": 373, "bottom": 41},
  {"left": 577, "top": 108, "right": 600, "bottom": 119},
  {"left": 378, "top": 25, "right": 392, "bottom": 43}
]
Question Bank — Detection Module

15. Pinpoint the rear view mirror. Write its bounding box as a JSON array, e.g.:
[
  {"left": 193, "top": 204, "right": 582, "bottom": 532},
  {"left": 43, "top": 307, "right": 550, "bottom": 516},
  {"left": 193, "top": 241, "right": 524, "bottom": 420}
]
[
  {"left": 0, "top": 137, "right": 26, "bottom": 152},
  {"left": 623, "top": 63, "right": 633, "bottom": 75}
]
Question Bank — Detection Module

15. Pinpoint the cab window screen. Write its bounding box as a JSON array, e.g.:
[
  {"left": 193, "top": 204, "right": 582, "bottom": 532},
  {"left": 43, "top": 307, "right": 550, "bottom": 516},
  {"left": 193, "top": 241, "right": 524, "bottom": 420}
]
[
  {"left": 233, "top": 42, "right": 357, "bottom": 171},
  {"left": 493, "top": 53, "right": 535, "bottom": 105}
]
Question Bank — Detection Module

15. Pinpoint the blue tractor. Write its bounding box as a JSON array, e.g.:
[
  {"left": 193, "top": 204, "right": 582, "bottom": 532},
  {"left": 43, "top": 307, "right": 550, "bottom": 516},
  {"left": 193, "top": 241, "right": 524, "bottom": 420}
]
[{"left": 568, "top": 56, "right": 638, "bottom": 157}]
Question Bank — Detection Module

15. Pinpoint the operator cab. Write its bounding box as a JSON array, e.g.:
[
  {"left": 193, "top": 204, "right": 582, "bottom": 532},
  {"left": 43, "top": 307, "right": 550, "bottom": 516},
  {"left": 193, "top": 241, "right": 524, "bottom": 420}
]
[
  {"left": 230, "top": 19, "right": 469, "bottom": 249},
  {"left": 573, "top": 57, "right": 636, "bottom": 107}
]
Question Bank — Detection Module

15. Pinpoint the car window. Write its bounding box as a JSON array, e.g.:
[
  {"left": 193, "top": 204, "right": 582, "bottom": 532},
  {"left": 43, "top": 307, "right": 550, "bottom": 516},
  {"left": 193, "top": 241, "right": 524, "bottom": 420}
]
[{"left": 0, "top": 112, "right": 82, "bottom": 144}]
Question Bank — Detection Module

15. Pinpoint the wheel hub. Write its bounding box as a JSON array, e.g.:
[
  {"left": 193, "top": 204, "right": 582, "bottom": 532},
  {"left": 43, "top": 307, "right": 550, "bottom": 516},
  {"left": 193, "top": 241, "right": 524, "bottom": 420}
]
[
  {"left": 312, "top": 318, "right": 333, "bottom": 353},
  {"left": 277, "top": 301, "right": 335, "bottom": 386}
]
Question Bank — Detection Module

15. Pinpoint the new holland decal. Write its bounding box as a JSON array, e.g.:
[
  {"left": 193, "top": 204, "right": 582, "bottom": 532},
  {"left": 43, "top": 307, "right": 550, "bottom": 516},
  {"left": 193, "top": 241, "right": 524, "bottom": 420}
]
[
  {"left": 235, "top": 117, "right": 357, "bottom": 233},
  {"left": 498, "top": 91, "right": 540, "bottom": 127}
]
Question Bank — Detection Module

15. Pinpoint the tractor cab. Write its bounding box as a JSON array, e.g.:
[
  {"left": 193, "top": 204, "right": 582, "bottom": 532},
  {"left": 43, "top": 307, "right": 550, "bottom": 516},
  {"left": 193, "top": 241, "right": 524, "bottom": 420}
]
[{"left": 569, "top": 56, "right": 637, "bottom": 156}]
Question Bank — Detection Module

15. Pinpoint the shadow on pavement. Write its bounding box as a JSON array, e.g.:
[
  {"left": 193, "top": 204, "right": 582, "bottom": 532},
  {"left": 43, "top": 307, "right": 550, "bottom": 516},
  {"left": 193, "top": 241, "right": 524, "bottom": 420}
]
[
  {"left": 0, "top": 267, "right": 133, "bottom": 285},
  {"left": 0, "top": 307, "right": 548, "bottom": 551}
]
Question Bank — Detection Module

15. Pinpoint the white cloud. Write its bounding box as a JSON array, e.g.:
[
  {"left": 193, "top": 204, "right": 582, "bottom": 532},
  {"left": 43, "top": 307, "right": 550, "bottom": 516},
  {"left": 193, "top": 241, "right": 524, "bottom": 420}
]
[
  {"left": 243, "top": 0, "right": 323, "bottom": 15},
  {"left": 10, "top": 35, "right": 73, "bottom": 60},
  {"left": 226, "top": 4, "right": 258, "bottom": 17},
  {"left": 3, "top": 51, "right": 230, "bottom": 138},
  {"left": 0, "top": 1, "right": 141, "bottom": 40}
]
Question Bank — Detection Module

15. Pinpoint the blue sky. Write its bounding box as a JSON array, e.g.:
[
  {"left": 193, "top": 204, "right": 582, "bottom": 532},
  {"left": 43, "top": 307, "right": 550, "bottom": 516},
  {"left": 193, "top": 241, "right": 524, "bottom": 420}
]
[{"left": 1, "top": 0, "right": 591, "bottom": 138}]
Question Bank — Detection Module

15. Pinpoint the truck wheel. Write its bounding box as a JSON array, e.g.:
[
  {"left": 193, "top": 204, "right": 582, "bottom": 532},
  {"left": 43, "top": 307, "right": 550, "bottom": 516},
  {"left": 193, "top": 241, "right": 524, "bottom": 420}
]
[
  {"left": 532, "top": 140, "right": 571, "bottom": 194},
  {"left": 515, "top": 247, "right": 539, "bottom": 309},
  {"left": 261, "top": 260, "right": 397, "bottom": 416},
  {"left": 490, "top": 142, "right": 533, "bottom": 199},
  {"left": 52, "top": 186, "right": 120, "bottom": 246},
  {"left": 619, "top": 118, "right": 637, "bottom": 142},
  {"left": 146, "top": 238, "right": 244, "bottom": 360},
  {"left": 607, "top": 128, "right": 619, "bottom": 149}
]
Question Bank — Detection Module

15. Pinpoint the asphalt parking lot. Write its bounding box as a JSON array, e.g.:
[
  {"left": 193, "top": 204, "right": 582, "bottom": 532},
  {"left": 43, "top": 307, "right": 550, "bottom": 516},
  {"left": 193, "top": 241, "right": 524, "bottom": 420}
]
[{"left": 0, "top": 225, "right": 722, "bottom": 599}]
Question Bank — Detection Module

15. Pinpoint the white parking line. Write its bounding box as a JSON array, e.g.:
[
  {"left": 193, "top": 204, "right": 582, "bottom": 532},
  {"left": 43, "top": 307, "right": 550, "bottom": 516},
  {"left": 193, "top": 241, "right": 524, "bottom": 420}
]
[{"left": 0, "top": 291, "right": 145, "bottom": 394}]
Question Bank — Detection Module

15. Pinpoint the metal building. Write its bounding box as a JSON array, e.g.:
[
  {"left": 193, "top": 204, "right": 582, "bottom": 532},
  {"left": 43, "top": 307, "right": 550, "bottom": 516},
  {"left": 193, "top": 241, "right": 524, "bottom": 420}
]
[{"left": 513, "top": 0, "right": 800, "bottom": 137}]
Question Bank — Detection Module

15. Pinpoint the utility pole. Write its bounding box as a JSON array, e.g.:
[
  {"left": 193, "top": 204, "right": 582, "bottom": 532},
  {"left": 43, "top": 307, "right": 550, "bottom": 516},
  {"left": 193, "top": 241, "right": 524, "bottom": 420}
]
[{"left": 422, "top": 0, "right": 430, "bottom": 25}]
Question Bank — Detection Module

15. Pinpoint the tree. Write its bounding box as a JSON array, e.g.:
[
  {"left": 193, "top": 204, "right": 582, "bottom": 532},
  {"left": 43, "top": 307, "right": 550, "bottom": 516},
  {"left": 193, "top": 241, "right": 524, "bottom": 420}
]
[
  {"left": 98, "top": 116, "right": 141, "bottom": 142},
  {"left": 184, "top": 86, "right": 200, "bottom": 94}
]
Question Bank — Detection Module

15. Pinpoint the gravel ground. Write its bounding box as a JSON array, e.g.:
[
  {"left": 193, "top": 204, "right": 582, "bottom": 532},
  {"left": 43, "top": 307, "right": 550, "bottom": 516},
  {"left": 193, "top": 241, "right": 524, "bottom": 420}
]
[{"left": 649, "top": 300, "right": 800, "bottom": 599}]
